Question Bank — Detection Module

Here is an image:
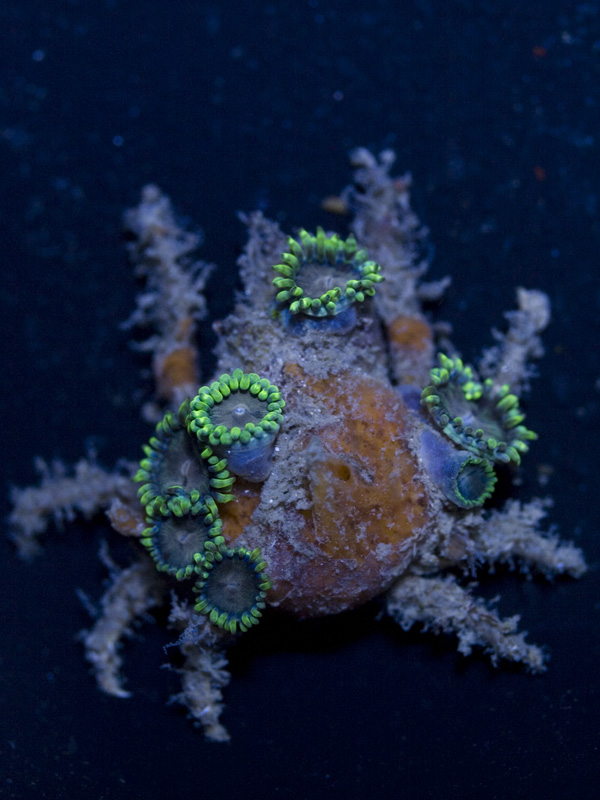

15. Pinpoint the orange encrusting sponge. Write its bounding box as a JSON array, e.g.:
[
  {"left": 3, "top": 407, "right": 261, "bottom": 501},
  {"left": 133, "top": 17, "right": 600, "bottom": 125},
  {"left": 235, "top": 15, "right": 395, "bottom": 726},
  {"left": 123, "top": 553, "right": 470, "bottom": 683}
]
[{"left": 242, "top": 365, "right": 430, "bottom": 617}]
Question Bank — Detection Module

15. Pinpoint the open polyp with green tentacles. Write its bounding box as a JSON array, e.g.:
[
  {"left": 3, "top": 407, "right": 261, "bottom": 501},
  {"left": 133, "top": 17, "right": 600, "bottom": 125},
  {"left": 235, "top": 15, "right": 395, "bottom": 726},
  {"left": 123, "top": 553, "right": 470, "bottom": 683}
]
[
  {"left": 193, "top": 543, "right": 272, "bottom": 634},
  {"left": 134, "top": 399, "right": 235, "bottom": 516},
  {"left": 272, "top": 227, "right": 383, "bottom": 321},
  {"left": 186, "top": 370, "right": 285, "bottom": 482},
  {"left": 420, "top": 353, "right": 537, "bottom": 465}
]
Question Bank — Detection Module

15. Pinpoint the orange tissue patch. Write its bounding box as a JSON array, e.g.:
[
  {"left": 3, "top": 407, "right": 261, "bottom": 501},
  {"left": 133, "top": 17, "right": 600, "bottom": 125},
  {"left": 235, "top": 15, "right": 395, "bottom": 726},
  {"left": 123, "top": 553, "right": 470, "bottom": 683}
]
[{"left": 262, "top": 367, "right": 430, "bottom": 616}]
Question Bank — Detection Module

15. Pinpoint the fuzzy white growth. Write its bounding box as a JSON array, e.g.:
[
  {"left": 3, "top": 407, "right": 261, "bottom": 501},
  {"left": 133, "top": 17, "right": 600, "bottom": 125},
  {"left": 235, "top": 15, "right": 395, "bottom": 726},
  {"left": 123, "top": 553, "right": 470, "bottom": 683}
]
[
  {"left": 8, "top": 456, "right": 133, "bottom": 558},
  {"left": 78, "top": 544, "right": 165, "bottom": 697},
  {"left": 387, "top": 573, "right": 546, "bottom": 672},
  {"left": 167, "top": 601, "right": 231, "bottom": 741},
  {"left": 346, "top": 148, "right": 440, "bottom": 385},
  {"left": 122, "top": 184, "right": 213, "bottom": 406},
  {"left": 346, "top": 148, "right": 438, "bottom": 320},
  {"left": 388, "top": 496, "right": 585, "bottom": 670},
  {"left": 479, "top": 287, "right": 552, "bottom": 393},
  {"left": 170, "top": 640, "right": 231, "bottom": 742},
  {"left": 471, "top": 499, "right": 586, "bottom": 578},
  {"left": 236, "top": 210, "right": 287, "bottom": 308}
]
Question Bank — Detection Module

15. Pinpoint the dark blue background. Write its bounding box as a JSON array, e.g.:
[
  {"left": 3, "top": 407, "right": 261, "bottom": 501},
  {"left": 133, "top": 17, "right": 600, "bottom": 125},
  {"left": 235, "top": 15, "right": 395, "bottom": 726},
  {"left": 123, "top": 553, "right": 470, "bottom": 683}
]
[{"left": 1, "top": 1, "right": 599, "bottom": 798}]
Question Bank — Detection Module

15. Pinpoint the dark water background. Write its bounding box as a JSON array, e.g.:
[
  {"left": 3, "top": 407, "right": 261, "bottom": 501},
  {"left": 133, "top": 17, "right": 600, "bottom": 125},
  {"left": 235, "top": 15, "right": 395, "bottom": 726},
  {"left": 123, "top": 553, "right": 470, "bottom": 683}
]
[{"left": 1, "top": 1, "right": 599, "bottom": 798}]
